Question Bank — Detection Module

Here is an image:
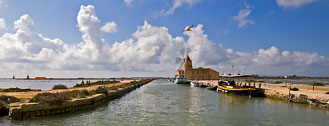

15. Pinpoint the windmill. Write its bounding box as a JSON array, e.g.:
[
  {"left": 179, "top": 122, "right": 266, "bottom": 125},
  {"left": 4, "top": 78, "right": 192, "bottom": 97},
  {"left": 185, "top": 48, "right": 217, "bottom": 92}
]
[{"left": 176, "top": 48, "right": 191, "bottom": 70}]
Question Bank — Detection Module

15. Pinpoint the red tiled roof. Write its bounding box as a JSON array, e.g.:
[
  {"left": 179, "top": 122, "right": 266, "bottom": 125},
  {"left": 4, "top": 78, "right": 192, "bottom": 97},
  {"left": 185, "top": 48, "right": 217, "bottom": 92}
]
[{"left": 185, "top": 55, "right": 191, "bottom": 61}]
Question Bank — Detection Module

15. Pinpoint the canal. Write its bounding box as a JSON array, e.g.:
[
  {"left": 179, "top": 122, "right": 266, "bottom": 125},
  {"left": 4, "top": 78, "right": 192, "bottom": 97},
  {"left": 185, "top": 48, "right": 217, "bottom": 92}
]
[{"left": 1, "top": 79, "right": 328, "bottom": 126}]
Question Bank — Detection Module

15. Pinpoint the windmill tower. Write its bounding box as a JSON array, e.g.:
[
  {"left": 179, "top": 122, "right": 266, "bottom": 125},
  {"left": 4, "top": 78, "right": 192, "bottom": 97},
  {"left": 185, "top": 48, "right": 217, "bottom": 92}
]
[
  {"left": 182, "top": 54, "right": 192, "bottom": 71},
  {"left": 176, "top": 48, "right": 191, "bottom": 71}
]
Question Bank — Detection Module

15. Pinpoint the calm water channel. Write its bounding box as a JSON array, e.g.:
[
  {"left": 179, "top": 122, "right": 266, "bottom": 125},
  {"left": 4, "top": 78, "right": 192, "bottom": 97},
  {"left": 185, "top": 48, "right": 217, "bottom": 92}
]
[{"left": 1, "top": 80, "right": 328, "bottom": 126}]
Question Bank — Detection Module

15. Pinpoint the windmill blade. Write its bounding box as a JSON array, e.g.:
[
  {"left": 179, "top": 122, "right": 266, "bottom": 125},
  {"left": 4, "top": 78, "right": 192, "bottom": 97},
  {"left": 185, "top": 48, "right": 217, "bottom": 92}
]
[
  {"left": 176, "top": 58, "right": 183, "bottom": 63},
  {"left": 186, "top": 48, "right": 191, "bottom": 53},
  {"left": 178, "top": 60, "right": 184, "bottom": 70},
  {"left": 180, "top": 48, "right": 185, "bottom": 56}
]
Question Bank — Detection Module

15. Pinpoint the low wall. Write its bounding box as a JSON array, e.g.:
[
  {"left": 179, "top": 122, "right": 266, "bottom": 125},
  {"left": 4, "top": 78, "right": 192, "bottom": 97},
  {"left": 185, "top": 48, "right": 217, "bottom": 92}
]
[
  {"left": 264, "top": 89, "right": 329, "bottom": 109},
  {"left": 9, "top": 80, "right": 153, "bottom": 120},
  {"left": 196, "top": 80, "right": 218, "bottom": 87}
]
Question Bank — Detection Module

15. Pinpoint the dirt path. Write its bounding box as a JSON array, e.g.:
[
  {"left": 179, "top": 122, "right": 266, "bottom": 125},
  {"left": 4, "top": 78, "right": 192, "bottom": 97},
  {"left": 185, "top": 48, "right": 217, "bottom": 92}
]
[{"left": 0, "top": 80, "right": 132, "bottom": 100}]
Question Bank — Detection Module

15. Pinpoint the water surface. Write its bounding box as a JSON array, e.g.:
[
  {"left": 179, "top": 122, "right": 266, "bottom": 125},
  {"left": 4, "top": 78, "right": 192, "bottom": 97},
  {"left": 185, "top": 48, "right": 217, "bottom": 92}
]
[
  {"left": 0, "top": 79, "right": 97, "bottom": 90},
  {"left": 1, "top": 80, "right": 328, "bottom": 126}
]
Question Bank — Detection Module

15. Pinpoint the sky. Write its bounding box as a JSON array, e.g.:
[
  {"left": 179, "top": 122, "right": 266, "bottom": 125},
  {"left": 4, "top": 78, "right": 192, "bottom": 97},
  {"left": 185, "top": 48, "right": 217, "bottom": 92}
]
[{"left": 0, "top": 0, "right": 328, "bottom": 78}]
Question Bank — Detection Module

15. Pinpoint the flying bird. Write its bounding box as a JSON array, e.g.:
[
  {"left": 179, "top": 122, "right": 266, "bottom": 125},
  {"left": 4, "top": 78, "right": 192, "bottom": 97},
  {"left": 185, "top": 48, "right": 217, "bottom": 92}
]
[{"left": 183, "top": 25, "right": 194, "bottom": 32}]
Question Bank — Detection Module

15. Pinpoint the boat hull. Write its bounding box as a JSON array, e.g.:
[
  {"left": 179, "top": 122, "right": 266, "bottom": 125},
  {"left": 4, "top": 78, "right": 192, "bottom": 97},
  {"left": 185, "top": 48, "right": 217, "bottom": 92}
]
[
  {"left": 217, "top": 86, "right": 256, "bottom": 95},
  {"left": 206, "top": 86, "right": 217, "bottom": 91},
  {"left": 174, "top": 79, "right": 189, "bottom": 84},
  {"left": 190, "top": 82, "right": 200, "bottom": 87}
]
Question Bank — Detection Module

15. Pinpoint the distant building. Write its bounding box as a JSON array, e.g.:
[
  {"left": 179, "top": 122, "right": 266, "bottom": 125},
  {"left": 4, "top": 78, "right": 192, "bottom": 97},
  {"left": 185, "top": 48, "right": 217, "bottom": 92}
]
[
  {"left": 34, "top": 77, "right": 47, "bottom": 80},
  {"left": 176, "top": 55, "right": 219, "bottom": 80}
]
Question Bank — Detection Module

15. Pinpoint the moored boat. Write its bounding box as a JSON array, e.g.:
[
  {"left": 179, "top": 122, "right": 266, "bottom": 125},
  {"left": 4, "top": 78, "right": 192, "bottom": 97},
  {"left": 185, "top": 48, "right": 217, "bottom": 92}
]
[
  {"left": 206, "top": 86, "right": 217, "bottom": 91},
  {"left": 217, "top": 77, "right": 264, "bottom": 97},
  {"left": 190, "top": 81, "right": 200, "bottom": 87},
  {"left": 174, "top": 74, "right": 189, "bottom": 84}
]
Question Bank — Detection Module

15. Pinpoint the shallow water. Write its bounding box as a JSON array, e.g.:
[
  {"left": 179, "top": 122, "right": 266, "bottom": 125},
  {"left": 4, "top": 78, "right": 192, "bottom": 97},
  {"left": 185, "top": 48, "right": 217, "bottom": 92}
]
[
  {"left": 1, "top": 79, "right": 328, "bottom": 126},
  {"left": 0, "top": 79, "right": 97, "bottom": 90}
]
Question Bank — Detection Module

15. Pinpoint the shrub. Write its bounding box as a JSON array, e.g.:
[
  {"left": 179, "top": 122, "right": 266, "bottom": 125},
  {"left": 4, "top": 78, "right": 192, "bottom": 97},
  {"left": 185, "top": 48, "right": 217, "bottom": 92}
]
[
  {"left": 81, "top": 89, "right": 90, "bottom": 96},
  {"left": 52, "top": 84, "right": 68, "bottom": 90},
  {"left": 30, "top": 93, "right": 69, "bottom": 105},
  {"left": 274, "top": 81, "right": 283, "bottom": 84},
  {"left": 74, "top": 80, "right": 120, "bottom": 88},
  {"left": 3, "top": 87, "right": 32, "bottom": 92},
  {"left": 0, "top": 100, "right": 8, "bottom": 116},
  {"left": 64, "top": 90, "right": 90, "bottom": 99},
  {"left": 290, "top": 87, "right": 299, "bottom": 91},
  {"left": 0, "top": 95, "right": 20, "bottom": 103},
  {"left": 95, "top": 86, "right": 108, "bottom": 95},
  {"left": 313, "top": 82, "right": 324, "bottom": 86},
  {"left": 73, "top": 80, "right": 86, "bottom": 87}
]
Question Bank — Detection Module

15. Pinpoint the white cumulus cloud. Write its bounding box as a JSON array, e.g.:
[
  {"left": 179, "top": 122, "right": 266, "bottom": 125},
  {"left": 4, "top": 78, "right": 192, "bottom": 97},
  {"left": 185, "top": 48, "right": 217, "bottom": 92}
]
[
  {"left": 232, "top": 9, "right": 254, "bottom": 28},
  {"left": 0, "top": 18, "right": 5, "bottom": 30},
  {"left": 160, "top": 0, "right": 202, "bottom": 15},
  {"left": 101, "top": 21, "right": 118, "bottom": 33},
  {"left": 124, "top": 0, "right": 135, "bottom": 6},
  {"left": 0, "top": 0, "right": 5, "bottom": 8},
  {"left": 276, "top": 0, "right": 315, "bottom": 8},
  {"left": 0, "top": 5, "right": 328, "bottom": 77}
]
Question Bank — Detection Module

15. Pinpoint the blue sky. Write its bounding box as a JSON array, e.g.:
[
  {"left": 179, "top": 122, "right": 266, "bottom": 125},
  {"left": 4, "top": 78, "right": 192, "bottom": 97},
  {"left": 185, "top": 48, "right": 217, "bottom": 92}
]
[{"left": 0, "top": 0, "right": 328, "bottom": 77}]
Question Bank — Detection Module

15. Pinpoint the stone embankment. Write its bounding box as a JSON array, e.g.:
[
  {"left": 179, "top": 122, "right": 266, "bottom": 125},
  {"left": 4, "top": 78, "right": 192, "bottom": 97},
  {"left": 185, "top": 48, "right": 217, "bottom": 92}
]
[
  {"left": 8, "top": 79, "right": 153, "bottom": 120},
  {"left": 196, "top": 80, "right": 329, "bottom": 109},
  {"left": 262, "top": 83, "right": 329, "bottom": 109}
]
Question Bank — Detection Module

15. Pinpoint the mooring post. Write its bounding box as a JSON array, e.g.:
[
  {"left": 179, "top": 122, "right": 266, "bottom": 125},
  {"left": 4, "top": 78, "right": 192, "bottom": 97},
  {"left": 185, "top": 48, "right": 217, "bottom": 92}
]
[
  {"left": 288, "top": 86, "right": 291, "bottom": 101},
  {"left": 312, "top": 79, "right": 315, "bottom": 91}
]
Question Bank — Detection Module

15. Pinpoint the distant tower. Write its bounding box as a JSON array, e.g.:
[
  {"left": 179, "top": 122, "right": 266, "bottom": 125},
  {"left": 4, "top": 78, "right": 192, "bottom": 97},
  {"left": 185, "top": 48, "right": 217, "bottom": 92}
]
[{"left": 182, "top": 55, "right": 193, "bottom": 71}]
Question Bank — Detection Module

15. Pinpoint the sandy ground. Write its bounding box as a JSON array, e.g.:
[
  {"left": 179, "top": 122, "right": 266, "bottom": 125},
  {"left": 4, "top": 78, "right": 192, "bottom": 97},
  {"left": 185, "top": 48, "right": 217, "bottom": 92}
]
[
  {"left": 260, "top": 83, "right": 329, "bottom": 102},
  {"left": 0, "top": 80, "right": 132, "bottom": 100}
]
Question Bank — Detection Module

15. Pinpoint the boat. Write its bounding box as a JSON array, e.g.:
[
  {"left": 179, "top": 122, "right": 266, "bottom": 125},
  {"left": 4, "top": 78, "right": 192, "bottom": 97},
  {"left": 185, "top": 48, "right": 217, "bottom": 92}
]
[
  {"left": 200, "top": 83, "right": 209, "bottom": 88},
  {"left": 206, "top": 86, "right": 217, "bottom": 91},
  {"left": 216, "top": 77, "right": 263, "bottom": 97},
  {"left": 190, "top": 81, "right": 200, "bottom": 87},
  {"left": 174, "top": 74, "right": 189, "bottom": 84}
]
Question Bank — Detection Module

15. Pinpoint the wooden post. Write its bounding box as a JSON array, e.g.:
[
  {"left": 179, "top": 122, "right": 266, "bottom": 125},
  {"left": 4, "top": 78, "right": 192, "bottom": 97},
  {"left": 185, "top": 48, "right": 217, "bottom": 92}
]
[
  {"left": 312, "top": 79, "right": 315, "bottom": 91},
  {"left": 288, "top": 86, "right": 291, "bottom": 101}
]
